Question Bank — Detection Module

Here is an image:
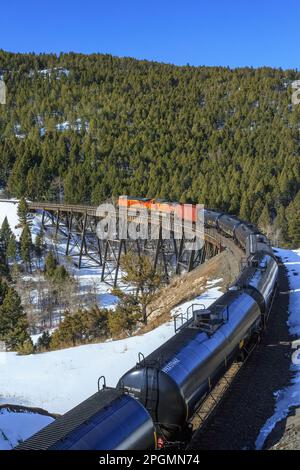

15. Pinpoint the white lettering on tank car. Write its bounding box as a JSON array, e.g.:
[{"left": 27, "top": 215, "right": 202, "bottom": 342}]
[{"left": 162, "top": 357, "right": 180, "bottom": 372}]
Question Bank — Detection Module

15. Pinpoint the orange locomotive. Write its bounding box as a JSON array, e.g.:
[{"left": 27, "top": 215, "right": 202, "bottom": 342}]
[
  {"left": 118, "top": 196, "right": 197, "bottom": 223},
  {"left": 118, "top": 195, "right": 154, "bottom": 210}
]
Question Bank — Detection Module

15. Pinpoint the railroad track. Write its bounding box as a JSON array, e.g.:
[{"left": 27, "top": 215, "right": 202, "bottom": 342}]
[
  {"left": 16, "top": 200, "right": 281, "bottom": 451},
  {"left": 188, "top": 337, "right": 260, "bottom": 447},
  {"left": 188, "top": 262, "right": 292, "bottom": 450},
  {"left": 191, "top": 362, "right": 243, "bottom": 430},
  {"left": 186, "top": 271, "right": 279, "bottom": 447}
]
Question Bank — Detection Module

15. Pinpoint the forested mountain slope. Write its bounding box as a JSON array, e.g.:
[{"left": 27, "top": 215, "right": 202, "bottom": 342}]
[{"left": 0, "top": 50, "right": 300, "bottom": 244}]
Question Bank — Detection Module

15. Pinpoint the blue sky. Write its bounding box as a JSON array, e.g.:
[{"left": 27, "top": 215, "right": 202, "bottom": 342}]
[{"left": 0, "top": 0, "right": 299, "bottom": 69}]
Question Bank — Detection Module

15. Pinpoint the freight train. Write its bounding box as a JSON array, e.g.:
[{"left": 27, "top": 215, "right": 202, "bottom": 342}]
[{"left": 16, "top": 197, "right": 278, "bottom": 451}]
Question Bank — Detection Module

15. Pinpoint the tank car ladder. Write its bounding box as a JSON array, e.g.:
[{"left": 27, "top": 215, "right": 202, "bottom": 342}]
[{"left": 138, "top": 353, "right": 160, "bottom": 422}]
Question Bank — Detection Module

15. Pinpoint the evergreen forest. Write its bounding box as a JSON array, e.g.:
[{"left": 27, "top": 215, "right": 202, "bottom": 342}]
[{"left": 0, "top": 50, "right": 300, "bottom": 244}]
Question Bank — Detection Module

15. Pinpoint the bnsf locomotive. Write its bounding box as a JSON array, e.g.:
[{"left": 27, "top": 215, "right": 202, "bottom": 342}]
[
  {"left": 118, "top": 195, "right": 198, "bottom": 222},
  {"left": 17, "top": 197, "right": 278, "bottom": 450}
]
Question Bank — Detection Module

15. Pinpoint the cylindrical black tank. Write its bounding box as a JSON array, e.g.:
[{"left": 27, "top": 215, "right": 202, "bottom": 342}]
[
  {"left": 218, "top": 214, "right": 241, "bottom": 238},
  {"left": 118, "top": 290, "right": 261, "bottom": 438},
  {"left": 15, "top": 388, "right": 156, "bottom": 450},
  {"left": 235, "top": 223, "right": 257, "bottom": 249},
  {"left": 204, "top": 209, "right": 222, "bottom": 228},
  {"left": 233, "top": 252, "right": 278, "bottom": 312}
]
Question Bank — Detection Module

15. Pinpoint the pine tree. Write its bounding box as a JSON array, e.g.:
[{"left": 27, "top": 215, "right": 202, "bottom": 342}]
[
  {"left": 250, "top": 199, "right": 265, "bottom": 224},
  {"left": 20, "top": 224, "right": 32, "bottom": 271},
  {"left": 274, "top": 206, "right": 288, "bottom": 245},
  {"left": 18, "top": 338, "right": 34, "bottom": 355},
  {"left": 44, "top": 251, "right": 58, "bottom": 278},
  {"left": 0, "top": 286, "right": 31, "bottom": 351},
  {"left": 113, "top": 252, "right": 162, "bottom": 325},
  {"left": 0, "top": 218, "right": 13, "bottom": 270},
  {"left": 0, "top": 51, "right": 300, "bottom": 234},
  {"left": 6, "top": 234, "right": 17, "bottom": 262},
  {"left": 17, "top": 197, "right": 29, "bottom": 228},
  {"left": 10, "top": 262, "right": 20, "bottom": 280},
  {"left": 107, "top": 308, "right": 131, "bottom": 338},
  {"left": 52, "top": 264, "right": 69, "bottom": 283},
  {"left": 257, "top": 205, "right": 271, "bottom": 235},
  {"left": 239, "top": 195, "right": 251, "bottom": 221},
  {"left": 35, "top": 227, "right": 44, "bottom": 266},
  {"left": 36, "top": 330, "right": 51, "bottom": 351},
  {"left": 50, "top": 312, "right": 79, "bottom": 348},
  {"left": 0, "top": 217, "right": 12, "bottom": 252},
  {"left": 286, "top": 192, "right": 300, "bottom": 247},
  {"left": 0, "top": 217, "right": 11, "bottom": 245},
  {"left": 0, "top": 254, "right": 8, "bottom": 277},
  {"left": 289, "top": 220, "right": 300, "bottom": 247},
  {"left": 0, "top": 277, "right": 8, "bottom": 304}
]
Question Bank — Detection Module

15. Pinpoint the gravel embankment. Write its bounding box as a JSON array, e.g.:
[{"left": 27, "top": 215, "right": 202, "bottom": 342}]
[{"left": 189, "top": 261, "right": 293, "bottom": 450}]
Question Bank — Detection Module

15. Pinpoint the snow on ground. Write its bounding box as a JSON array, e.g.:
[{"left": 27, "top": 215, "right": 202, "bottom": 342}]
[
  {"left": 29, "top": 68, "right": 70, "bottom": 78},
  {"left": 39, "top": 68, "right": 70, "bottom": 78},
  {"left": 31, "top": 328, "right": 56, "bottom": 346},
  {"left": 255, "top": 248, "right": 300, "bottom": 449},
  {"left": 0, "top": 199, "right": 21, "bottom": 240},
  {"left": 171, "top": 279, "right": 223, "bottom": 318},
  {"left": 0, "top": 197, "right": 225, "bottom": 443},
  {"left": 31, "top": 210, "right": 132, "bottom": 309},
  {"left": 0, "top": 200, "right": 123, "bottom": 311},
  {"left": 0, "top": 281, "right": 223, "bottom": 416},
  {"left": 72, "top": 266, "right": 120, "bottom": 309},
  {"left": 0, "top": 407, "right": 54, "bottom": 450},
  {"left": 55, "top": 119, "right": 89, "bottom": 132}
]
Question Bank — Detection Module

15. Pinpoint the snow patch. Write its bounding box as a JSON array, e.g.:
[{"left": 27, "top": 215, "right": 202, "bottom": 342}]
[
  {"left": 29, "top": 68, "right": 70, "bottom": 79},
  {"left": 0, "top": 199, "right": 21, "bottom": 240},
  {"left": 55, "top": 118, "right": 89, "bottom": 132},
  {"left": 0, "top": 407, "right": 53, "bottom": 450},
  {"left": 0, "top": 282, "right": 223, "bottom": 415}
]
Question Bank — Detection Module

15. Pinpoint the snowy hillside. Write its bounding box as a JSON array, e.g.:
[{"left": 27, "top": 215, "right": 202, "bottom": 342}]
[
  {"left": 0, "top": 283, "right": 223, "bottom": 415},
  {"left": 0, "top": 199, "right": 121, "bottom": 313},
  {"left": 0, "top": 197, "right": 225, "bottom": 447},
  {"left": 0, "top": 199, "right": 21, "bottom": 240}
]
